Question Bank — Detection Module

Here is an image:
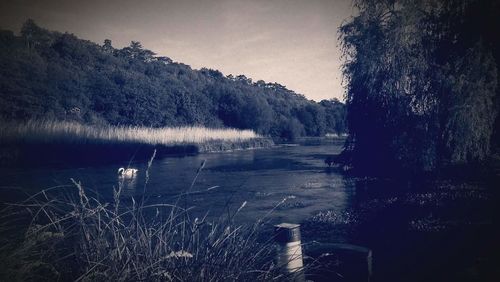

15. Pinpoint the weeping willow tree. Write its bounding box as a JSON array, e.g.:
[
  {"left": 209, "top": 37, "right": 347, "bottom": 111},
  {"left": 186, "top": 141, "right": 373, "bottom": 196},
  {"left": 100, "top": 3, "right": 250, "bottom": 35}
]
[{"left": 340, "top": 0, "right": 498, "bottom": 174}]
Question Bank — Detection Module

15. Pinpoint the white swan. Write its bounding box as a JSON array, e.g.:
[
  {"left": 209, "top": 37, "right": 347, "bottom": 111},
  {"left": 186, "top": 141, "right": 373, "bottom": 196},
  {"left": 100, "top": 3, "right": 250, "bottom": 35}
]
[{"left": 118, "top": 167, "right": 138, "bottom": 177}]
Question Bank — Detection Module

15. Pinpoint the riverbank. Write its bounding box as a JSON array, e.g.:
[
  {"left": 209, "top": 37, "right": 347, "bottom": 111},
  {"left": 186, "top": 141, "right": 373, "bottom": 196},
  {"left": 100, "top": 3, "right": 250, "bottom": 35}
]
[
  {"left": 0, "top": 159, "right": 281, "bottom": 281},
  {"left": 0, "top": 135, "right": 496, "bottom": 281},
  {"left": 0, "top": 120, "right": 274, "bottom": 167},
  {"left": 301, "top": 175, "right": 500, "bottom": 282}
]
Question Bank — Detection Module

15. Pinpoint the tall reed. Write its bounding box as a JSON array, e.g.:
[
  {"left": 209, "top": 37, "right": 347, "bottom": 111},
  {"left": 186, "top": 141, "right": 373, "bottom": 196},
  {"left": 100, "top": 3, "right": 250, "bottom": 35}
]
[
  {"left": 0, "top": 120, "right": 260, "bottom": 146},
  {"left": 0, "top": 153, "right": 292, "bottom": 281}
]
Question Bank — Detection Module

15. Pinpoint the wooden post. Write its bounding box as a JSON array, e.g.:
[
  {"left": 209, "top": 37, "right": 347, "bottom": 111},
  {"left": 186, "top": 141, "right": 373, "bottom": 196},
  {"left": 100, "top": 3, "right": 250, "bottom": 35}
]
[
  {"left": 367, "top": 248, "right": 373, "bottom": 280},
  {"left": 274, "top": 223, "right": 305, "bottom": 281}
]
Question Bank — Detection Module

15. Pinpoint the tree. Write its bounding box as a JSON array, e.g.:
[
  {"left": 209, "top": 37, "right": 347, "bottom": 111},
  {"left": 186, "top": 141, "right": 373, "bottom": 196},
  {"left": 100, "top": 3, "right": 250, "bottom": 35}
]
[
  {"left": 320, "top": 99, "right": 347, "bottom": 134},
  {"left": 240, "top": 95, "right": 273, "bottom": 134},
  {"left": 0, "top": 21, "right": 348, "bottom": 140},
  {"left": 441, "top": 42, "right": 497, "bottom": 164},
  {"left": 119, "top": 41, "right": 155, "bottom": 61},
  {"left": 102, "top": 39, "right": 113, "bottom": 54},
  {"left": 295, "top": 104, "right": 326, "bottom": 136},
  {"left": 340, "top": 0, "right": 498, "bottom": 174},
  {"left": 20, "top": 19, "right": 53, "bottom": 50}
]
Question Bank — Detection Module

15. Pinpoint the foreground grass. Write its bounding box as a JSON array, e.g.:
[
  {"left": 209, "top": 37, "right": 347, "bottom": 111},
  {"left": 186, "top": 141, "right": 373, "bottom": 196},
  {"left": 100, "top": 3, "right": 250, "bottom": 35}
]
[
  {"left": 0, "top": 120, "right": 260, "bottom": 145},
  {"left": 0, "top": 153, "right": 287, "bottom": 281}
]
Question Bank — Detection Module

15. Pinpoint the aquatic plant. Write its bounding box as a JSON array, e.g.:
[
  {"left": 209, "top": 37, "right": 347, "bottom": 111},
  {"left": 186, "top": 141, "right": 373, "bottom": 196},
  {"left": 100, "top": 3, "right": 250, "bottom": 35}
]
[
  {"left": 0, "top": 120, "right": 260, "bottom": 146},
  {"left": 0, "top": 153, "right": 291, "bottom": 281}
]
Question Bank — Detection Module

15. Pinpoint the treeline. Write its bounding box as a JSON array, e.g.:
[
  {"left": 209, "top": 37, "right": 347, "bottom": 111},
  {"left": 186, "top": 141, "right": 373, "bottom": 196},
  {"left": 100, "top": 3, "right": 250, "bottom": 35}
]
[
  {"left": 340, "top": 0, "right": 499, "bottom": 175},
  {"left": 0, "top": 20, "right": 346, "bottom": 140}
]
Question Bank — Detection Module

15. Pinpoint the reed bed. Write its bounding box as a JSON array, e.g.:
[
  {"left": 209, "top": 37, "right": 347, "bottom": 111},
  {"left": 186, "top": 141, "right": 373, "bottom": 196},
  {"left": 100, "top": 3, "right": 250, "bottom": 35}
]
[
  {"left": 0, "top": 120, "right": 260, "bottom": 145},
  {"left": 0, "top": 153, "right": 297, "bottom": 281}
]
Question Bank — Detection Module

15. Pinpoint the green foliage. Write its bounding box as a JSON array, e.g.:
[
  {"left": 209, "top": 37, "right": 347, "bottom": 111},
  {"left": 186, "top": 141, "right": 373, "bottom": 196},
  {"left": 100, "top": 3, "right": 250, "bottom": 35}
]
[
  {"left": 441, "top": 42, "right": 498, "bottom": 164},
  {"left": 295, "top": 104, "right": 327, "bottom": 136},
  {"left": 320, "top": 99, "right": 347, "bottom": 134},
  {"left": 0, "top": 21, "right": 347, "bottom": 140},
  {"left": 340, "top": 0, "right": 499, "bottom": 173}
]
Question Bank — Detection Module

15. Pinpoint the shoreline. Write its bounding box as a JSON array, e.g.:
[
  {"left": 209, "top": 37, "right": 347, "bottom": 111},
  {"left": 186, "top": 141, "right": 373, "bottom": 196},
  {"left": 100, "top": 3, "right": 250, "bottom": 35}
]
[
  {"left": 0, "top": 121, "right": 273, "bottom": 167},
  {"left": 0, "top": 137, "right": 275, "bottom": 167}
]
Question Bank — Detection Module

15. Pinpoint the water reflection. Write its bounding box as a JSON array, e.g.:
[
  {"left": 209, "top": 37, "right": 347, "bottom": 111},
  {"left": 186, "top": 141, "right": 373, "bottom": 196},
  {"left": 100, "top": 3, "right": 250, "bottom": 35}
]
[
  {"left": 132, "top": 141, "right": 353, "bottom": 225},
  {"left": 1, "top": 138, "right": 495, "bottom": 282},
  {"left": 118, "top": 175, "right": 138, "bottom": 194},
  {"left": 1, "top": 139, "right": 351, "bottom": 227}
]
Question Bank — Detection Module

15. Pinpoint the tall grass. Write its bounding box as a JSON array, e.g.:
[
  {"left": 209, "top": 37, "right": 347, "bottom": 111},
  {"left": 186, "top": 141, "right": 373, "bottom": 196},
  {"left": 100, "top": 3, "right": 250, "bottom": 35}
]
[
  {"left": 0, "top": 153, "right": 296, "bottom": 281},
  {"left": 0, "top": 120, "right": 260, "bottom": 145}
]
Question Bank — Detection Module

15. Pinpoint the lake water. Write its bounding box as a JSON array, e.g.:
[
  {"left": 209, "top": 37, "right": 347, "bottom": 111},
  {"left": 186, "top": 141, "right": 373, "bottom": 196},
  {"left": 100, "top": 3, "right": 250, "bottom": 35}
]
[
  {"left": 0, "top": 139, "right": 349, "bottom": 224},
  {"left": 0, "top": 138, "right": 498, "bottom": 281}
]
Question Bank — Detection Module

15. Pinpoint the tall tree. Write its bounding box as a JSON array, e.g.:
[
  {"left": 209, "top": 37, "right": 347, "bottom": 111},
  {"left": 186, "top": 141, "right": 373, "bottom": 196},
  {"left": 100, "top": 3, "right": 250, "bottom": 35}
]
[
  {"left": 0, "top": 20, "right": 348, "bottom": 139},
  {"left": 340, "top": 0, "right": 498, "bottom": 174}
]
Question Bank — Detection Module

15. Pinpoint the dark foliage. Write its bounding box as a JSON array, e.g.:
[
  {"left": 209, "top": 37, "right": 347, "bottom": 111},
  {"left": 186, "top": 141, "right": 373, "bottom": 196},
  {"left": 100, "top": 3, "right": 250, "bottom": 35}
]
[
  {"left": 340, "top": 0, "right": 499, "bottom": 175},
  {"left": 0, "top": 21, "right": 347, "bottom": 139}
]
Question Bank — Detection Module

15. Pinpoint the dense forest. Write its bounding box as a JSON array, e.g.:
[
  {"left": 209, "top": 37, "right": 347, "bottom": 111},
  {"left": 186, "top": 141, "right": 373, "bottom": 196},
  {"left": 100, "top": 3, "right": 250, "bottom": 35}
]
[
  {"left": 340, "top": 0, "right": 500, "bottom": 175},
  {"left": 0, "top": 20, "right": 346, "bottom": 141}
]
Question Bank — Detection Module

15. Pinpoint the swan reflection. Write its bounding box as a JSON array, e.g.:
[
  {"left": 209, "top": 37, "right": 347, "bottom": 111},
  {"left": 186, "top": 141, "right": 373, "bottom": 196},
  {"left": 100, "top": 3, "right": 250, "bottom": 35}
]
[{"left": 117, "top": 167, "right": 139, "bottom": 193}]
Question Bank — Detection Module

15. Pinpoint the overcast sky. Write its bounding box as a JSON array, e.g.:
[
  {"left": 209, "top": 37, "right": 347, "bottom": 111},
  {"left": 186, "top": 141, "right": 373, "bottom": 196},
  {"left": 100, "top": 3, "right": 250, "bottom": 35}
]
[{"left": 0, "top": 0, "right": 354, "bottom": 101}]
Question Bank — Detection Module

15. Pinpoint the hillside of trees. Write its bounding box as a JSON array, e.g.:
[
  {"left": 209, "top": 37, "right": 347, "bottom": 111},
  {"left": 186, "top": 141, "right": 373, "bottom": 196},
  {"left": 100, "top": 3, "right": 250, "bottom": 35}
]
[
  {"left": 340, "top": 0, "right": 499, "bottom": 175},
  {"left": 0, "top": 20, "right": 346, "bottom": 140}
]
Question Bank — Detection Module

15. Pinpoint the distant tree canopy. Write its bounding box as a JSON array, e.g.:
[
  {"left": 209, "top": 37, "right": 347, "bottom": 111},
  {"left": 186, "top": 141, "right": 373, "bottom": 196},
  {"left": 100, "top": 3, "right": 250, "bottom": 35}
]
[
  {"left": 0, "top": 21, "right": 347, "bottom": 139},
  {"left": 340, "top": 0, "right": 499, "bottom": 174}
]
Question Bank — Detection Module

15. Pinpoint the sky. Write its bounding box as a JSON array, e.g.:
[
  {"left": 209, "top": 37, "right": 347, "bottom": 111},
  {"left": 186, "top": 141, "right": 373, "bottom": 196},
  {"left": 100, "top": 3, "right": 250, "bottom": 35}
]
[{"left": 0, "top": 0, "right": 355, "bottom": 101}]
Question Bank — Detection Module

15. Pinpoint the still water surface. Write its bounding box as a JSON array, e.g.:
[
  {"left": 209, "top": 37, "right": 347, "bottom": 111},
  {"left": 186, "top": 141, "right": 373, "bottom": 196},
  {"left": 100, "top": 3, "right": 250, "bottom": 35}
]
[
  {"left": 1, "top": 139, "right": 349, "bottom": 225},
  {"left": 1, "top": 138, "right": 497, "bottom": 281}
]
